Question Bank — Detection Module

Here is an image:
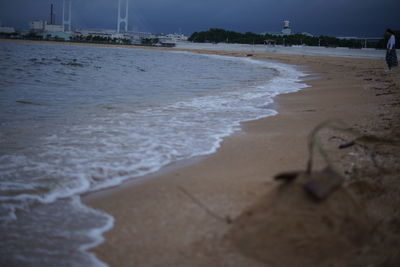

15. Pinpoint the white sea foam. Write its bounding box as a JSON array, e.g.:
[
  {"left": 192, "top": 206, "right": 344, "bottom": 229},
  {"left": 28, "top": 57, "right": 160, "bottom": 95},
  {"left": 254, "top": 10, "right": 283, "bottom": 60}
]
[{"left": 0, "top": 196, "right": 114, "bottom": 267}]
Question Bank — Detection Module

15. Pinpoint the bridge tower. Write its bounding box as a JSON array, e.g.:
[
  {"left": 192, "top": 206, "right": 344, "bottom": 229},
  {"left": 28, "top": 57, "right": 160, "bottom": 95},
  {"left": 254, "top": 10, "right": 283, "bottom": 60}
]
[
  {"left": 62, "top": 0, "right": 72, "bottom": 32},
  {"left": 117, "top": 0, "right": 129, "bottom": 33}
]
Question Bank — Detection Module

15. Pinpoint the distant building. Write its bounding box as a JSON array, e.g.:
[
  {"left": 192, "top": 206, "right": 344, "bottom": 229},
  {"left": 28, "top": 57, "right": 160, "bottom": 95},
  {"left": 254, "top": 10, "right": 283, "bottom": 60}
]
[
  {"left": 30, "top": 20, "right": 64, "bottom": 33},
  {"left": 164, "top": 33, "right": 188, "bottom": 42},
  {"left": 263, "top": 20, "right": 293, "bottom": 36},
  {"left": 29, "top": 3, "right": 65, "bottom": 34},
  {"left": 29, "top": 20, "right": 70, "bottom": 40},
  {"left": 282, "top": 20, "right": 292, "bottom": 35},
  {"left": 30, "top": 21, "right": 45, "bottom": 31},
  {"left": 0, "top": 26, "right": 16, "bottom": 34},
  {"left": 126, "top": 31, "right": 156, "bottom": 41},
  {"left": 74, "top": 29, "right": 130, "bottom": 39},
  {"left": 45, "top": 24, "right": 64, "bottom": 32}
]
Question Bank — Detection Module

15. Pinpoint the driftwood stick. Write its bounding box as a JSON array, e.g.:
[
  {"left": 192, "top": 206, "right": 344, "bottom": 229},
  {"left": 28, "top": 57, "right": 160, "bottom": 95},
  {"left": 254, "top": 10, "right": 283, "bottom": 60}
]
[{"left": 177, "top": 186, "right": 232, "bottom": 224}]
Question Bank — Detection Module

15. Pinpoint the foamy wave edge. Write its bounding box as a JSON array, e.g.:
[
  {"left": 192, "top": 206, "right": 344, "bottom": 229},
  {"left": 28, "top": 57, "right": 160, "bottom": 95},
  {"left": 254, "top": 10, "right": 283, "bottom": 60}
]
[
  {"left": 82, "top": 54, "right": 309, "bottom": 267},
  {"left": 1, "top": 52, "right": 309, "bottom": 267}
]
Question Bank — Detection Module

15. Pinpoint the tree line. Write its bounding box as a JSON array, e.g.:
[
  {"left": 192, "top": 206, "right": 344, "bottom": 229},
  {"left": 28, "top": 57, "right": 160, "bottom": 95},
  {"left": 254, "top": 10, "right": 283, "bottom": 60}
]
[
  {"left": 189, "top": 28, "right": 398, "bottom": 49},
  {"left": 71, "top": 35, "right": 132, "bottom": 45}
]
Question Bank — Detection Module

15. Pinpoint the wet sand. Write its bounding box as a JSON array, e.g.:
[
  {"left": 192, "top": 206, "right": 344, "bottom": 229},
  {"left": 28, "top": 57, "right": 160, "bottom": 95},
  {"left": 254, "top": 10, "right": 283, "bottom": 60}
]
[{"left": 83, "top": 47, "right": 400, "bottom": 267}]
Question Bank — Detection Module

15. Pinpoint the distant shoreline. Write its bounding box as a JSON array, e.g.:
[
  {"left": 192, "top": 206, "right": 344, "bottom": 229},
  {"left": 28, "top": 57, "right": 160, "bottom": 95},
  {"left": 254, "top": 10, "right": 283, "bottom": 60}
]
[
  {"left": 1, "top": 38, "right": 390, "bottom": 60},
  {"left": 0, "top": 38, "right": 172, "bottom": 50}
]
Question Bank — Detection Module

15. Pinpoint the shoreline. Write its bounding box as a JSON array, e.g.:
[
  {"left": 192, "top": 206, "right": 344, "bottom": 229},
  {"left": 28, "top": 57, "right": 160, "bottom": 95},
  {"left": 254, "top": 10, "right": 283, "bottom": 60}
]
[
  {"left": 82, "top": 54, "right": 308, "bottom": 203},
  {"left": 83, "top": 48, "right": 400, "bottom": 266},
  {"left": 4, "top": 39, "right": 399, "bottom": 266},
  {"left": 1, "top": 38, "right": 391, "bottom": 59}
]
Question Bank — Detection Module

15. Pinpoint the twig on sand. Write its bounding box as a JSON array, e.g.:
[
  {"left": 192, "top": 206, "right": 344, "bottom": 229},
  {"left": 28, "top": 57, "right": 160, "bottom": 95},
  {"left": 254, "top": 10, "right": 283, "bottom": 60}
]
[{"left": 177, "top": 186, "right": 232, "bottom": 224}]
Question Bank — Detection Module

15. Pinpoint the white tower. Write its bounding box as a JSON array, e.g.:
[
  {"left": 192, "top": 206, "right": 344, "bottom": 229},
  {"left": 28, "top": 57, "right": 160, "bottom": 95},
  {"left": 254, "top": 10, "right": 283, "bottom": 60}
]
[
  {"left": 282, "top": 20, "right": 291, "bottom": 35},
  {"left": 117, "top": 0, "right": 129, "bottom": 33},
  {"left": 283, "top": 20, "right": 290, "bottom": 29},
  {"left": 62, "top": 0, "right": 72, "bottom": 32}
]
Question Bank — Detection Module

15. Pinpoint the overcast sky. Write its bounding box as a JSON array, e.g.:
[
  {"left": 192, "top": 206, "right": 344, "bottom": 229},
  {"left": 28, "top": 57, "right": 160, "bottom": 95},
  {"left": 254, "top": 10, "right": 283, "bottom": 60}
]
[{"left": 1, "top": 0, "right": 399, "bottom": 37}]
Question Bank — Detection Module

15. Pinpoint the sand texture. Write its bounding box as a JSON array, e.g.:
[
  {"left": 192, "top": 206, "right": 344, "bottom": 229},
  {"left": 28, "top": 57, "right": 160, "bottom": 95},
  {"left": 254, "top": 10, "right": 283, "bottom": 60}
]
[{"left": 82, "top": 50, "right": 400, "bottom": 267}]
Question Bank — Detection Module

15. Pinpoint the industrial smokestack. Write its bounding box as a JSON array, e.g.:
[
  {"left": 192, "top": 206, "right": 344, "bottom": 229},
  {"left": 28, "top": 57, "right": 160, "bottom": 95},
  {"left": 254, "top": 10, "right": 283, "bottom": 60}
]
[{"left": 50, "top": 4, "right": 55, "bottom": 24}]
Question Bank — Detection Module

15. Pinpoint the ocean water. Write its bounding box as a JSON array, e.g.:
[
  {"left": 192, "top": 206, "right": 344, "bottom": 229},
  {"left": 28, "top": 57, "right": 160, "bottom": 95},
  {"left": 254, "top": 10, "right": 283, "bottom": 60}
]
[{"left": 0, "top": 42, "right": 307, "bottom": 266}]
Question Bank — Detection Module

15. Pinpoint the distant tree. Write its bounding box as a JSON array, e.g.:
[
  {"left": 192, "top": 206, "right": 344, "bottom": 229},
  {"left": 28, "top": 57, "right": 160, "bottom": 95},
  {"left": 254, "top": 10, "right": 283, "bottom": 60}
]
[
  {"left": 141, "top": 38, "right": 159, "bottom": 45},
  {"left": 189, "top": 28, "right": 385, "bottom": 49},
  {"left": 121, "top": 38, "right": 132, "bottom": 45},
  {"left": 24, "top": 31, "right": 43, "bottom": 40},
  {"left": 54, "top": 36, "right": 65, "bottom": 42}
]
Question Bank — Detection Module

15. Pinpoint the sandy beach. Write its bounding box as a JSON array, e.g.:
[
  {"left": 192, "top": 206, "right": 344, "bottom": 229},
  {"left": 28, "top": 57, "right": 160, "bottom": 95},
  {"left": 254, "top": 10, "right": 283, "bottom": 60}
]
[
  {"left": 4, "top": 38, "right": 395, "bottom": 266},
  {"left": 81, "top": 48, "right": 400, "bottom": 267}
]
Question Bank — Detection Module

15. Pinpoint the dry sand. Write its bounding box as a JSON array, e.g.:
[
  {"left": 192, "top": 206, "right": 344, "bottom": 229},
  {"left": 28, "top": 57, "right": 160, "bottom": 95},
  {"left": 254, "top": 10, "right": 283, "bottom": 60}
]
[{"left": 78, "top": 48, "right": 399, "bottom": 267}]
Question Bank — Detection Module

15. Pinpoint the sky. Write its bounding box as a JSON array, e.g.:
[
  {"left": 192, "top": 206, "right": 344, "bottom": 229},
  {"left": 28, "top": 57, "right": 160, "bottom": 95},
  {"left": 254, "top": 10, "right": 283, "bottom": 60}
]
[{"left": 0, "top": 0, "right": 399, "bottom": 37}]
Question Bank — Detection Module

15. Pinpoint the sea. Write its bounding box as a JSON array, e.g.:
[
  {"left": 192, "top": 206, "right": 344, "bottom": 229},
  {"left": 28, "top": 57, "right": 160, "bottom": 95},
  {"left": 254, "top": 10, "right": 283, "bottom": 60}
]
[{"left": 0, "top": 41, "right": 307, "bottom": 266}]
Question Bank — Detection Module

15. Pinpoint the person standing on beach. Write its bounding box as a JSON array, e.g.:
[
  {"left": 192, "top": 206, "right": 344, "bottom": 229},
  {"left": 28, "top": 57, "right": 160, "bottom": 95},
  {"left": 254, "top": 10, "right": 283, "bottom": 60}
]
[{"left": 385, "top": 29, "right": 398, "bottom": 71}]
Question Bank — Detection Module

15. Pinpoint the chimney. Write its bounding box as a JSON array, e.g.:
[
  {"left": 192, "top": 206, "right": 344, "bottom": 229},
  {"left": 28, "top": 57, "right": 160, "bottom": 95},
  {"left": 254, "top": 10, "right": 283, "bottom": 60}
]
[{"left": 50, "top": 4, "right": 55, "bottom": 24}]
